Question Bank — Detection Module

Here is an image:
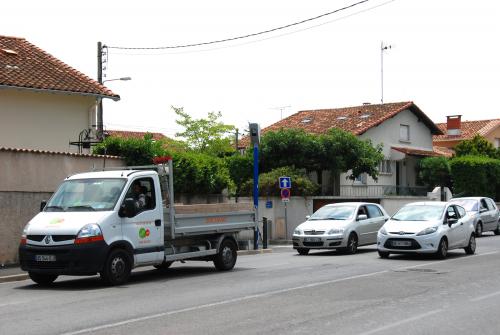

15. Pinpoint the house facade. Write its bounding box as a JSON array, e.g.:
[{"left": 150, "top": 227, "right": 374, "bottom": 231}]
[
  {"left": 244, "top": 101, "right": 444, "bottom": 198},
  {"left": 0, "top": 35, "right": 119, "bottom": 153},
  {"left": 433, "top": 115, "right": 500, "bottom": 150}
]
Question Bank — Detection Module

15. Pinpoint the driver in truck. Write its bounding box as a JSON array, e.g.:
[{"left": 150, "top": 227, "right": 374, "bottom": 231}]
[{"left": 131, "top": 181, "right": 146, "bottom": 210}]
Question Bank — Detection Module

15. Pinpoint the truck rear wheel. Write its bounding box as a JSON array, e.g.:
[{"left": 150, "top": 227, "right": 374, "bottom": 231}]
[
  {"left": 28, "top": 272, "right": 58, "bottom": 286},
  {"left": 214, "top": 239, "right": 237, "bottom": 271},
  {"left": 100, "top": 249, "right": 131, "bottom": 285}
]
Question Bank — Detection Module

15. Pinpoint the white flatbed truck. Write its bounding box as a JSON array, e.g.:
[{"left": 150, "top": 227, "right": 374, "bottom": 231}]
[{"left": 19, "top": 158, "right": 256, "bottom": 285}]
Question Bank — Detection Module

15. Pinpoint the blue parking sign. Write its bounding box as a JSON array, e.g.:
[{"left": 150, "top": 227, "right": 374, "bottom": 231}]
[{"left": 279, "top": 176, "right": 291, "bottom": 189}]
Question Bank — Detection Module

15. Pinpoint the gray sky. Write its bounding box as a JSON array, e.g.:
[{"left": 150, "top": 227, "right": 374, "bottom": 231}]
[{"left": 2, "top": 0, "right": 499, "bottom": 137}]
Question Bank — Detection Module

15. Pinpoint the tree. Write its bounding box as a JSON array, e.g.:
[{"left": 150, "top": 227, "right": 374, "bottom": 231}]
[
  {"left": 225, "top": 154, "right": 253, "bottom": 200},
  {"left": 173, "top": 106, "right": 236, "bottom": 157},
  {"left": 455, "top": 135, "right": 497, "bottom": 158},
  {"left": 418, "top": 157, "right": 451, "bottom": 189},
  {"left": 258, "top": 128, "right": 384, "bottom": 183}
]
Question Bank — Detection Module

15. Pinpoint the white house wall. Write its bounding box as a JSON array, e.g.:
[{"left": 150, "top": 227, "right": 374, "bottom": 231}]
[
  {"left": 0, "top": 89, "right": 97, "bottom": 152},
  {"left": 338, "top": 109, "right": 434, "bottom": 189}
]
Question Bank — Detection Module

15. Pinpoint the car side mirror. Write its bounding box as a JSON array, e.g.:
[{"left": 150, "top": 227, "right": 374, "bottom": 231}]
[
  {"left": 447, "top": 218, "right": 458, "bottom": 226},
  {"left": 305, "top": 215, "right": 310, "bottom": 220},
  {"left": 119, "top": 198, "right": 137, "bottom": 218},
  {"left": 480, "top": 208, "right": 487, "bottom": 213},
  {"left": 40, "top": 200, "right": 47, "bottom": 212},
  {"left": 357, "top": 214, "right": 368, "bottom": 221}
]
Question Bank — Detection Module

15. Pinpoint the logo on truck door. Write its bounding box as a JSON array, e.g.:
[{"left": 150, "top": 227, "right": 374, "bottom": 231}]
[{"left": 139, "top": 227, "right": 150, "bottom": 239}]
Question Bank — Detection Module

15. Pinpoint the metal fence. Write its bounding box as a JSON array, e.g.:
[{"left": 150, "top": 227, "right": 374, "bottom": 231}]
[{"left": 340, "top": 185, "right": 428, "bottom": 197}]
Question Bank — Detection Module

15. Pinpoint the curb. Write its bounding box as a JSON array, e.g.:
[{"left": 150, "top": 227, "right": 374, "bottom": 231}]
[
  {"left": 0, "top": 274, "right": 29, "bottom": 283},
  {"left": 237, "top": 248, "right": 273, "bottom": 255}
]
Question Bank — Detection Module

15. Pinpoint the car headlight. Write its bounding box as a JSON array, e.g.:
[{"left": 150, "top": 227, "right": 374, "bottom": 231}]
[
  {"left": 293, "top": 228, "right": 303, "bottom": 235},
  {"left": 416, "top": 226, "right": 438, "bottom": 236},
  {"left": 75, "top": 223, "right": 104, "bottom": 244},
  {"left": 327, "top": 228, "right": 344, "bottom": 235},
  {"left": 379, "top": 226, "right": 388, "bottom": 235}
]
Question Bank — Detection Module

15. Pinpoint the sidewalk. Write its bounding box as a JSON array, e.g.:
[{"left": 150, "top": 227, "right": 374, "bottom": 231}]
[{"left": 0, "top": 244, "right": 290, "bottom": 283}]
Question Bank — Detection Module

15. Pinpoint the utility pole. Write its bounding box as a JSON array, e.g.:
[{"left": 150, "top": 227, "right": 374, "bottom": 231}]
[
  {"left": 97, "top": 41, "right": 104, "bottom": 140},
  {"left": 271, "top": 105, "right": 291, "bottom": 120},
  {"left": 380, "top": 41, "right": 392, "bottom": 104},
  {"left": 235, "top": 128, "right": 239, "bottom": 151}
]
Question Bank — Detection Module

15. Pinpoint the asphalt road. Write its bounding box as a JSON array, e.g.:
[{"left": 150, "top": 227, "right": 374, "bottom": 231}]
[{"left": 2, "top": 235, "right": 500, "bottom": 335}]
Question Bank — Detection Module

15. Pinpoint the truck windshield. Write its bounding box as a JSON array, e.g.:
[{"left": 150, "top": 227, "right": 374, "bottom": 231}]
[{"left": 45, "top": 178, "right": 126, "bottom": 212}]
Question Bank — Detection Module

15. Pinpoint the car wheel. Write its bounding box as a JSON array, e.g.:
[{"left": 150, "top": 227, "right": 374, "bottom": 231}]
[
  {"left": 494, "top": 221, "right": 500, "bottom": 235},
  {"left": 297, "top": 248, "right": 309, "bottom": 255},
  {"left": 100, "top": 249, "right": 132, "bottom": 286},
  {"left": 435, "top": 238, "right": 448, "bottom": 259},
  {"left": 213, "top": 239, "right": 237, "bottom": 271},
  {"left": 28, "top": 272, "right": 58, "bottom": 286},
  {"left": 378, "top": 250, "right": 390, "bottom": 258},
  {"left": 475, "top": 222, "right": 483, "bottom": 237},
  {"left": 343, "top": 233, "right": 358, "bottom": 255},
  {"left": 464, "top": 234, "right": 476, "bottom": 255},
  {"left": 154, "top": 261, "right": 173, "bottom": 270}
]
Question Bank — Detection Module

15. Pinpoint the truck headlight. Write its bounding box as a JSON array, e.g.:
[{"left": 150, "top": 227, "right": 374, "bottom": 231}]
[
  {"left": 416, "top": 226, "right": 438, "bottom": 236},
  {"left": 75, "top": 224, "right": 104, "bottom": 244}
]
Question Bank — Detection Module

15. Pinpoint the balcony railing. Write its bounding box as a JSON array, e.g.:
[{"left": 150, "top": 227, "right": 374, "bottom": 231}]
[{"left": 339, "top": 185, "right": 428, "bottom": 197}]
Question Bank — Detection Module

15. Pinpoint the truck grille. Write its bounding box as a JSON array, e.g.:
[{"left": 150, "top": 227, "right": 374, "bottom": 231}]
[{"left": 27, "top": 235, "right": 75, "bottom": 242}]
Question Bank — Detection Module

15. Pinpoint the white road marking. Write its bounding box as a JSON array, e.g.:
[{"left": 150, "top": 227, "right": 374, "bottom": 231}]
[
  {"left": 357, "top": 309, "right": 443, "bottom": 335},
  {"left": 470, "top": 290, "right": 500, "bottom": 302},
  {"left": 59, "top": 269, "right": 389, "bottom": 335}
]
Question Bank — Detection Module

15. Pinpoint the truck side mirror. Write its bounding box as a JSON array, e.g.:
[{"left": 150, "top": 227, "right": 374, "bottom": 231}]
[
  {"left": 119, "top": 198, "right": 137, "bottom": 218},
  {"left": 40, "top": 200, "right": 47, "bottom": 212}
]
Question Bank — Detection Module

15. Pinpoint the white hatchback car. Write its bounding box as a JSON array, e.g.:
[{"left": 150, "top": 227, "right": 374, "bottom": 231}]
[
  {"left": 293, "top": 202, "right": 389, "bottom": 255},
  {"left": 377, "top": 202, "right": 476, "bottom": 259}
]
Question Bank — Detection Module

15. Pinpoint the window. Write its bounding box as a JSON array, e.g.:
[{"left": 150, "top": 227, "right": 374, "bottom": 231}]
[
  {"left": 480, "top": 199, "right": 489, "bottom": 211},
  {"left": 486, "top": 198, "right": 497, "bottom": 210},
  {"left": 354, "top": 173, "right": 367, "bottom": 184},
  {"left": 495, "top": 138, "right": 500, "bottom": 148},
  {"left": 400, "top": 124, "right": 410, "bottom": 141},
  {"left": 456, "top": 205, "right": 466, "bottom": 218},
  {"left": 124, "top": 177, "right": 156, "bottom": 214},
  {"left": 378, "top": 160, "right": 392, "bottom": 174},
  {"left": 357, "top": 206, "right": 368, "bottom": 220},
  {"left": 447, "top": 206, "right": 458, "bottom": 219},
  {"left": 367, "top": 205, "right": 383, "bottom": 218}
]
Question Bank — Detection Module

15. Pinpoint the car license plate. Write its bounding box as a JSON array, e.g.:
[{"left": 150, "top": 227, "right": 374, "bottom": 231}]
[
  {"left": 304, "top": 237, "right": 321, "bottom": 242},
  {"left": 35, "top": 255, "right": 56, "bottom": 262},
  {"left": 392, "top": 240, "right": 411, "bottom": 247}
]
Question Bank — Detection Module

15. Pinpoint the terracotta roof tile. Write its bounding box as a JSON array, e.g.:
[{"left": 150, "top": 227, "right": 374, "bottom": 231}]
[
  {"left": 0, "top": 147, "right": 122, "bottom": 159},
  {"left": 239, "top": 101, "right": 442, "bottom": 148},
  {"left": 0, "top": 35, "right": 119, "bottom": 100},
  {"left": 433, "top": 119, "right": 500, "bottom": 142},
  {"left": 107, "top": 130, "right": 169, "bottom": 141},
  {"left": 432, "top": 146, "right": 454, "bottom": 158}
]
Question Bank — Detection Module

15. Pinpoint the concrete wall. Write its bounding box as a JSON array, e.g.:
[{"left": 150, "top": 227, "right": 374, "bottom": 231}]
[
  {"left": 0, "top": 89, "right": 98, "bottom": 153},
  {"left": 0, "top": 149, "right": 124, "bottom": 265}
]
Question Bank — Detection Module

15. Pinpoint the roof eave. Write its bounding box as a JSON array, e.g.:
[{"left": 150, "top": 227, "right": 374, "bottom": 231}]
[{"left": 0, "top": 84, "right": 120, "bottom": 101}]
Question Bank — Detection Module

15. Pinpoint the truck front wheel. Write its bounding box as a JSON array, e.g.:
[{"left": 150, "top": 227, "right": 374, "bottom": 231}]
[
  {"left": 28, "top": 272, "right": 58, "bottom": 286},
  {"left": 214, "top": 239, "right": 237, "bottom": 271},
  {"left": 100, "top": 249, "right": 131, "bottom": 285}
]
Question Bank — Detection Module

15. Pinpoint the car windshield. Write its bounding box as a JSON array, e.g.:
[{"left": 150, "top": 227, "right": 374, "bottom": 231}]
[
  {"left": 450, "top": 199, "right": 478, "bottom": 212},
  {"left": 45, "top": 178, "right": 126, "bottom": 212},
  {"left": 308, "top": 205, "right": 355, "bottom": 220},
  {"left": 392, "top": 204, "right": 445, "bottom": 221}
]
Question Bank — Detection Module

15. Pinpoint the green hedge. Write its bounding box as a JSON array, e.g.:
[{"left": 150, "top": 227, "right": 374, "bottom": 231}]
[
  {"left": 240, "top": 166, "right": 319, "bottom": 197},
  {"left": 450, "top": 155, "right": 500, "bottom": 200}
]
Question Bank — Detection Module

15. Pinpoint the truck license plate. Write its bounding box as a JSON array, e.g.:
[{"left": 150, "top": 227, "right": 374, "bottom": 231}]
[
  {"left": 35, "top": 255, "right": 56, "bottom": 262},
  {"left": 392, "top": 241, "right": 411, "bottom": 247},
  {"left": 304, "top": 237, "right": 321, "bottom": 242}
]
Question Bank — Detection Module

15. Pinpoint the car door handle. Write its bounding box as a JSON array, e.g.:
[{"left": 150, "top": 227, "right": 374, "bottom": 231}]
[{"left": 155, "top": 219, "right": 161, "bottom": 227}]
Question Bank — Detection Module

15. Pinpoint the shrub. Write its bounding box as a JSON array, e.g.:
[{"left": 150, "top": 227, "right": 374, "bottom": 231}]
[
  {"left": 418, "top": 157, "right": 451, "bottom": 189},
  {"left": 240, "top": 166, "right": 319, "bottom": 197},
  {"left": 450, "top": 155, "right": 500, "bottom": 200}
]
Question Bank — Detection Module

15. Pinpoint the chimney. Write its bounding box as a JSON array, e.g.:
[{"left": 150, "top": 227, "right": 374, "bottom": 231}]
[{"left": 446, "top": 115, "right": 462, "bottom": 136}]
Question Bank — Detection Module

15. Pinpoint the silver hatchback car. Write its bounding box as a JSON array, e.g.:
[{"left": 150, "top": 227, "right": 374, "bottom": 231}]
[
  {"left": 293, "top": 202, "right": 389, "bottom": 255},
  {"left": 449, "top": 197, "right": 500, "bottom": 237}
]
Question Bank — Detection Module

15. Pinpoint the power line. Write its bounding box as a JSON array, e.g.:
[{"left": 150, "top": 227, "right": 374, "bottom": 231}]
[{"left": 106, "top": 0, "right": 371, "bottom": 51}]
